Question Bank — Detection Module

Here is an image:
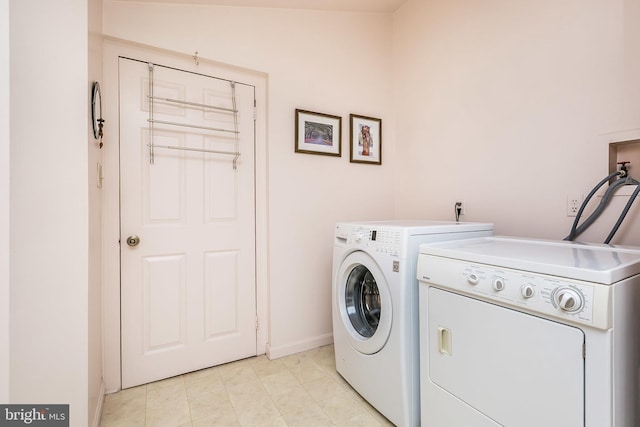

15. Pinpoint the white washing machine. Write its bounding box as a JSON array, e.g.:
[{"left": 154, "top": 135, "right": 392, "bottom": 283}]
[
  {"left": 332, "top": 220, "right": 493, "bottom": 426},
  {"left": 417, "top": 236, "right": 640, "bottom": 427}
]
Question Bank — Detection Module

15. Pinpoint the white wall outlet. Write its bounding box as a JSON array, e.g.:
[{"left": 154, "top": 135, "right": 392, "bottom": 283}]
[{"left": 567, "top": 194, "right": 583, "bottom": 217}]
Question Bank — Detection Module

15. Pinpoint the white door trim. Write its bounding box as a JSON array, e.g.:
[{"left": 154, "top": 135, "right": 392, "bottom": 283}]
[{"left": 101, "top": 37, "right": 269, "bottom": 392}]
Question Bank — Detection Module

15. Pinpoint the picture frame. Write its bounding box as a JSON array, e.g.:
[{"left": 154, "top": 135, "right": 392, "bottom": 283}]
[
  {"left": 295, "top": 109, "right": 342, "bottom": 157},
  {"left": 350, "top": 114, "right": 382, "bottom": 165}
]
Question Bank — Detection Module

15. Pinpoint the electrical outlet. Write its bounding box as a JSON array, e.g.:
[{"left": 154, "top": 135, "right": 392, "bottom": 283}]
[{"left": 567, "top": 194, "right": 583, "bottom": 217}]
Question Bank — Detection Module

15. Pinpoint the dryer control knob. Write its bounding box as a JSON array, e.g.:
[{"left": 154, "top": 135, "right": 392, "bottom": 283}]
[
  {"left": 521, "top": 284, "right": 535, "bottom": 299},
  {"left": 493, "top": 278, "right": 505, "bottom": 291},
  {"left": 467, "top": 274, "right": 479, "bottom": 285},
  {"left": 556, "top": 288, "right": 584, "bottom": 313}
]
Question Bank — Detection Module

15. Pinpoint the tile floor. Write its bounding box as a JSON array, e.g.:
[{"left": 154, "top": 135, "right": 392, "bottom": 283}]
[{"left": 100, "top": 345, "right": 395, "bottom": 426}]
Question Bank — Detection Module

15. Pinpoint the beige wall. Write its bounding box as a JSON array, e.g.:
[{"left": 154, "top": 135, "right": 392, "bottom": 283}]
[
  {"left": 0, "top": 0, "right": 9, "bottom": 403},
  {"left": 393, "top": 0, "right": 640, "bottom": 244},
  {"left": 9, "top": 1, "right": 90, "bottom": 425},
  {"left": 103, "top": 3, "right": 397, "bottom": 359},
  {"left": 88, "top": 0, "right": 104, "bottom": 423}
]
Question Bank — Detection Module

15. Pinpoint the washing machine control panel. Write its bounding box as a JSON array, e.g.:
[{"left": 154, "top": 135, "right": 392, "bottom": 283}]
[
  {"left": 418, "top": 255, "right": 611, "bottom": 330},
  {"left": 337, "top": 225, "right": 402, "bottom": 257}
]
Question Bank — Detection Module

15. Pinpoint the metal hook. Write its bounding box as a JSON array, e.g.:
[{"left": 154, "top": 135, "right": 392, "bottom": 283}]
[{"left": 193, "top": 51, "right": 199, "bottom": 66}]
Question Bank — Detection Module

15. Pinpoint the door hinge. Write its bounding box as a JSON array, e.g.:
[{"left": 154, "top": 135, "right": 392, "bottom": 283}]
[
  {"left": 256, "top": 316, "right": 259, "bottom": 331},
  {"left": 253, "top": 99, "right": 257, "bottom": 121},
  {"left": 582, "top": 342, "right": 586, "bottom": 359}
]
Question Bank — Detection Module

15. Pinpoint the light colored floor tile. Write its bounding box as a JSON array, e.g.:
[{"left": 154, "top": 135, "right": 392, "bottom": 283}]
[
  {"left": 256, "top": 416, "right": 288, "bottom": 427},
  {"left": 279, "top": 352, "right": 316, "bottom": 370},
  {"left": 305, "top": 345, "right": 335, "bottom": 364},
  {"left": 317, "top": 390, "right": 368, "bottom": 423},
  {"left": 352, "top": 394, "right": 395, "bottom": 426},
  {"left": 234, "top": 396, "right": 282, "bottom": 427},
  {"left": 100, "top": 416, "right": 148, "bottom": 427},
  {"left": 334, "top": 410, "right": 384, "bottom": 426},
  {"left": 302, "top": 375, "right": 349, "bottom": 402},
  {"left": 191, "top": 409, "right": 240, "bottom": 427},
  {"left": 98, "top": 345, "right": 401, "bottom": 427},
  {"left": 226, "top": 378, "right": 270, "bottom": 407},
  {"left": 280, "top": 403, "right": 333, "bottom": 427},
  {"left": 289, "top": 363, "right": 327, "bottom": 384},
  {"left": 365, "top": 406, "right": 396, "bottom": 426},
  {"left": 188, "top": 389, "right": 235, "bottom": 422},
  {"left": 105, "top": 385, "right": 147, "bottom": 404},
  {"left": 184, "top": 366, "right": 220, "bottom": 385},
  {"left": 146, "top": 375, "right": 184, "bottom": 392},
  {"left": 251, "top": 356, "right": 289, "bottom": 378},
  {"left": 101, "top": 387, "right": 146, "bottom": 426},
  {"left": 260, "top": 370, "right": 301, "bottom": 395},
  {"left": 185, "top": 373, "right": 225, "bottom": 401},
  {"left": 269, "top": 384, "right": 316, "bottom": 415},
  {"left": 146, "top": 392, "right": 188, "bottom": 411},
  {"left": 218, "top": 362, "right": 260, "bottom": 388},
  {"left": 146, "top": 400, "right": 191, "bottom": 427}
]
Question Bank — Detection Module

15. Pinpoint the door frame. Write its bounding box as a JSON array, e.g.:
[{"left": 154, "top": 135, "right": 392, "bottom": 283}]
[{"left": 102, "top": 38, "right": 269, "bottom": 392}]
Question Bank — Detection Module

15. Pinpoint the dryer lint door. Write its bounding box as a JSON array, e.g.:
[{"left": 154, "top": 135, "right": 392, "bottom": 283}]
[{"left": 336, "top": 251, "right": 392, "bottom": 354}]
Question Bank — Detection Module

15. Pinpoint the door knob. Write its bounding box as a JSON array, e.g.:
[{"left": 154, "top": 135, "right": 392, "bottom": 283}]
[{"left": 126, "top": 235, "right": 140, "bottom": 247}]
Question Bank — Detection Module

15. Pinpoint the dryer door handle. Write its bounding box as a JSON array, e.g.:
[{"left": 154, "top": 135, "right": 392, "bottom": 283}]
[{"left": 438, "top": 327, "right": 452, "bottom": 356}]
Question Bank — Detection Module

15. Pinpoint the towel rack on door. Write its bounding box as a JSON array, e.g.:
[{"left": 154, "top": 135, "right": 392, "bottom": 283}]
[
  {"left": 147, "top": 62, "right": 241, "bottom": 168},
  {"left": 146, "top": 143, "right": 240, "bottom": 157}
]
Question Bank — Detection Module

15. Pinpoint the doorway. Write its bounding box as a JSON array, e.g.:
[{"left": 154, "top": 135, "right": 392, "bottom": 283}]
[{"left": 102, "top": 40, "right": 269, "bottom": 391}]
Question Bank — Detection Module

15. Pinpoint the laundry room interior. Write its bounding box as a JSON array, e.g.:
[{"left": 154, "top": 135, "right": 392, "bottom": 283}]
[{"left": 4, "top": 0, "right": 640, "bottom": 426}]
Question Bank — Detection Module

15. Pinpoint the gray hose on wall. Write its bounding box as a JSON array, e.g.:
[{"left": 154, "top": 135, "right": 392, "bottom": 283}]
[
  {"left": 604, "top": 183, "right": 640, "bottom": 244},
  {"left": 564, "top": 171, "right": 626, "bottom": 241}
]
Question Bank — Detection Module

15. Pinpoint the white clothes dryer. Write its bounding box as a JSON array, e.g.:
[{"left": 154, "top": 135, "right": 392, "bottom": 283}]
[
  {"left": 332, "top": 220, "right": 493, "bottom": 426},
  {"left": 417, "top": 236, "right": 640, "bottom": 427}
]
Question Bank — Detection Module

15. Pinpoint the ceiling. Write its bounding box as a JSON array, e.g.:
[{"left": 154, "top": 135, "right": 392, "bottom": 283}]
[{"left": 114, "top": 0, "right": 409, "bottom": 13}]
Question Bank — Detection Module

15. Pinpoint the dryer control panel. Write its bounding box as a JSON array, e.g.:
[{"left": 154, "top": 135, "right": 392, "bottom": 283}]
[{"left": 417, "top": 254, "right": 611, "bottom": 330}]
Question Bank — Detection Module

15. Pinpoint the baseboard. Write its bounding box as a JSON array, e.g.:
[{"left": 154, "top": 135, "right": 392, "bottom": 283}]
[
  {"left": 266, "top": 333, "right": 333, "bottom": 360},
  {"left": 91, "top": 381, "right": 106, "bottom": 427}
]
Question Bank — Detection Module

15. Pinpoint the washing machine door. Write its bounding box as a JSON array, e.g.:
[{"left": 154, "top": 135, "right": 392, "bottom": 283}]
[{"left": 335, "top": 251, "right": 392, "bottom": 355}]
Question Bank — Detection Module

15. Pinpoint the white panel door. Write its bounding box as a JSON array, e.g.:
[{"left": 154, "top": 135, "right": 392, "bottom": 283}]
[{"left": 119, "top": 58, "right": 256, "bottom": 388}]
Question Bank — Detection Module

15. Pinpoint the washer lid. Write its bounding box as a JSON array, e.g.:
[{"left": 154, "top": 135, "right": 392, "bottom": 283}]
[{"left": 419, "top": 236, "right": 640, "bottom": 284}]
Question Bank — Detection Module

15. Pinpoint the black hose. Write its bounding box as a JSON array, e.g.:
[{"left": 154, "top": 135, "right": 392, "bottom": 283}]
[
  {"left": 565, "top": 171, "right": 623, "bottom": 241},
  {"left": 570, "top": 178, "right": 630, "bottom": 240},
  {"left": 604, "top": 184, "right": 640, "bottom": 243}
]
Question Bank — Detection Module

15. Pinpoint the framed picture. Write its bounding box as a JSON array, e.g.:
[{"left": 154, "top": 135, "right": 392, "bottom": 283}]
[
  {"left": 350, "top": 114, "right": 382, "bottom": 165},
  {"left": 295, "top": 109, "right": 342, "bottom": 157}
]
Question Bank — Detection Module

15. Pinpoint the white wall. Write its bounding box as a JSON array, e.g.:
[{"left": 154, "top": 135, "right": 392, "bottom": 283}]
[
  {"left": 0, "top": 0, "right": 10, "bottom": 403},
  {"left": 393, "top": 0, "right": 640, "bottom": 244},
  {"left": 103, "top": 3, "right": 397, "bottom": 358},
  {"left": 88, "top": 0, "right": 104, "bottom": 423},
  {"left": 9, "top": 1, "right": 89, "bottom": 425}
]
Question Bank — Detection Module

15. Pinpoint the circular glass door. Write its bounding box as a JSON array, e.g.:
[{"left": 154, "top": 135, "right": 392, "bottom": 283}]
[
  {"left": 345, "top": 265, "right": 381, "bottom": 338},
  {"left": 336, "top": 251, "right": 392, "bottom": 354}
]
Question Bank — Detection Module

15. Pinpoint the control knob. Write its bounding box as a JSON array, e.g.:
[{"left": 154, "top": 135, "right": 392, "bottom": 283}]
[
  {"left": 521, "top": 284, "right": 535, "bottom": 299},
  {"left": 493, "top": 278, "right": 505, "bottom": 291},
  {"left": 555, "top": 288, "right": 584, "bottom": 313},
  {"left": 467, "top": 274, "right": 479, "bottom": 285}
]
